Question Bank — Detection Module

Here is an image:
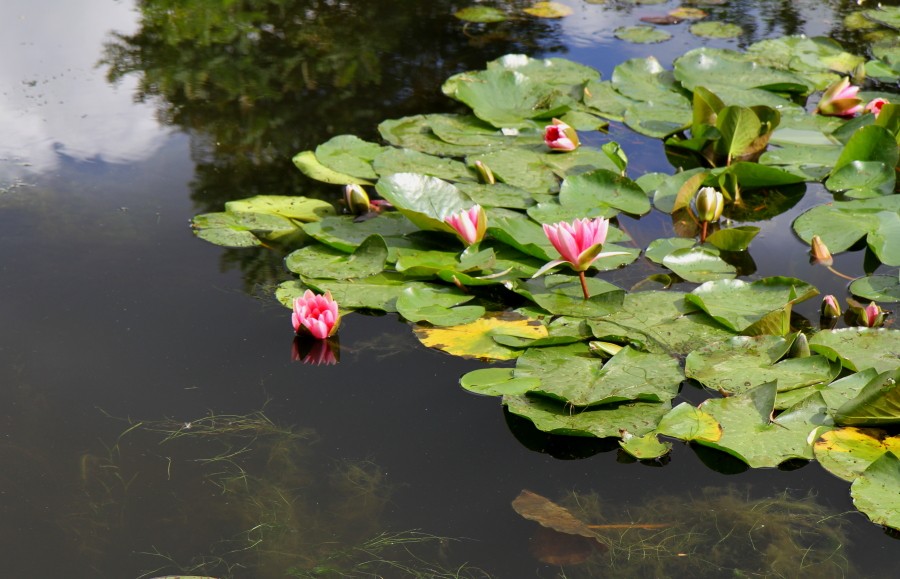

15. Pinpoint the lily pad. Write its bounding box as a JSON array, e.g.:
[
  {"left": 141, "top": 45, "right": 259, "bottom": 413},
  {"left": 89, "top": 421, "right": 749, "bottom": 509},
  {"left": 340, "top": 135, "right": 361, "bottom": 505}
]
[
  {"left": 850, "top": 451, "right": 900, "bottom": 531},
  {"left": 809, "top": 328, "right": 900, "bottom": 373},
  {"left": 689, "top": 21, "right": 743, "bottom": 39},
  {"left": 514, "top": 343, "right": 683, "bottom": 407},
  {"left": 191, "top": 211, "right": 293, "bottom": 248},
  {"left": 375, "top": 173, "right": 473, "bottom": 232},
  {"left": 686, "top": 277, "right": 818, "bottom": 335},
  {"left": 454, "top": 6, "right": 508, "bottom": 23},
  {"left": 815, "top": 426, "right": 900, "bottom": 481},
  {"left": 696, "top": 383, "right": 831, "bottom": 468},
  {"left": 832, "top": 367, "right": 900, "bottom": 426},
  {"left": 292, "top": 150, "right": 373, "bottom": 185},
  {"left": 656, "top": 402, "right": 722, "bottom": 442},
  {"left": 587, "top": 291, "right": 735, "bottom": 356},
  {"left": 315, "top": 135, "right": 384, "bottom": 180},
  {"left": 511, "top": 275, "right": 626, "bottom": 318},
  {"left": 395, "top": 286, "right": 484, "bottom": 326},
  {"left": 662, "top": 247, "right": 737, "bottom": 283},
  {"left": 503, "top": 394, "right": 671, "bottom": 438},
  {"left": 302, "top": 213, "right": 421, "bottom": 259},
  {"left": 448, "top": 69, "right": 573, "bottom": 128},
  {"left": 523, "top": 2, "right": 573, "bottom": 19},
  {"left": 285, "top": 234, "right": 388, "bottom": 280},
  {"left": 619, "top": 431, "right": 672, "bottom": 460},
  {"left": 850, "top": 275, "right": 900, "bottom": 303},
  {"left": 674, "top": 47, "right": 812, "bottom": 95},
  {"left": 413, "top": 310, "right": 548, "bottom": 361},
  {"left": 225, "top": 195, "right": 335, "bottom": 221},
  {"left": 614, "top": 26, "right": 672, "bottom": 44},
  {"left": 460, "top": 367, "right": 541, "bottom": 397}
]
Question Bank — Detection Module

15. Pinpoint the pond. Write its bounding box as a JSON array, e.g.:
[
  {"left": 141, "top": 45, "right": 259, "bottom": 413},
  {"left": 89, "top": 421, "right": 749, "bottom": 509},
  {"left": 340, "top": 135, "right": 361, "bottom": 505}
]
[{"left": 1, "top": 0, "right": 898, "bottom": 577}]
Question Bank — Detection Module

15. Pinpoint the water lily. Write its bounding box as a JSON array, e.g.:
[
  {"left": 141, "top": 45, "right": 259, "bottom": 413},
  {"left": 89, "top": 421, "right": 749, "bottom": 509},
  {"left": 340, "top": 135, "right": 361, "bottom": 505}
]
[
  {"left": 292, "top": 290, "right": 340, "bottom": 339},
  {"left": 809, "top": 235, "right": 833, "bottom": 267},
  {"left": 534, "top": 217, "right": 628, "bottom": 299},
  {"left": 821, "top": 295, "right": 841, "bottom": 319},
  {"left": 543, "top": 119, "right": 579, "bottom": 151},
  {"left": 444, "top": 204, "right": 487, "bottom": 247},
  {"left": 860, "top": 301, "right": 885, "bottom": 328},
  {"left": 343, "top": 184, "right": 371, "bottom": 215},
  {"left": 815, "top": 77, "right": 863, "bottom": 117},
  {"left": 694, "top": 186, "right": 724, "bottom": 243},
  {"left": 864, "top": 97, "right": 889, "bottom": 118}
]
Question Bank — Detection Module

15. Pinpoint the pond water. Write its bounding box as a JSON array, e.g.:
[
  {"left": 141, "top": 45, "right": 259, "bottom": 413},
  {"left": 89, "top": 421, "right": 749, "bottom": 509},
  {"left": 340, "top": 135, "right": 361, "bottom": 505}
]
[{"left": 1, "top": 0, "right": 898, "bottom": 577}]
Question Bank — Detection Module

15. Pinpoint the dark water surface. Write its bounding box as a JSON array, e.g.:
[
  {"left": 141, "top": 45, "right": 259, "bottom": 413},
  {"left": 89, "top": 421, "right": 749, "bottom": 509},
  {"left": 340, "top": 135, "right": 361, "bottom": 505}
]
[{"left": 1, "top": 0, "right": 898, "bottom": 577}]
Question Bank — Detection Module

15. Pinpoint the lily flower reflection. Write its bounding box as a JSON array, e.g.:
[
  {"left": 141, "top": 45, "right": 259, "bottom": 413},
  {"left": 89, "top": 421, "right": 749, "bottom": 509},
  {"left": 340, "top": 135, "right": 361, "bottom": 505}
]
[{"left": 291, "top": 336, "right": 340, "bottom": 365}]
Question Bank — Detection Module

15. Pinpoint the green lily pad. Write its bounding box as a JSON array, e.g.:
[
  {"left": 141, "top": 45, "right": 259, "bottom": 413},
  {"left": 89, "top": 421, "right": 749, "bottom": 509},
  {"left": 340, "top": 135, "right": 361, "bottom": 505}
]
[
  {"left": 686, "top": 277, "right": 818, "bottom": 335},
  {"left": 696, "top": 383, "right": 831, "bottom": 468},
  {"left": 373, "top": 148, "right": 475, "bottom": 182},
  {"left": 685, "top": 335, "right": 840, "bottom": 396},
  {"left": 523, "top": 2, "right": 573, "bottom": 19},
  {"left": 191, "top": 211, "right": 294, "bottom": 248},
  {"left": 583, "top": 80, "right": 636, "bottom": 121},
  {"left": 775, "top": 368, "right": 879, "bottom": 411},
  {"left": 468, "top": 149, "right": 560, "bottom": 195},
  {"left": 656, "top": 402, "right": 722, "bottom": 442},
  {"left": 558, "top": 169, "right": 651, "bottom": 216},
  {"left": 662, "top": 247, "right": 737, "bottom": 283},
  {"left": 225, "top": 195, "right": 335, "bottom": 221},
  {"left": 413, "top": 310, "right": 548, "bottom": 361},
  {"left": 315, "top": 135, "right": 384, "bottom": 180},
  {"left": 459, "top": 367, "right": 541, "bottom": 397},
  {"left": 746, "top": 36, "right": 866, "bottom": 77},
  {"left": 292, "top": 150, "right": 373, "bottom": 185},
  {"left": 850, "top": 275, "right": 900, "bottom": 303},
  {"left": 280, "top": 273, "right": 427, "bottom": 312},
  {"left": 302, "top": 213, "right": 421, "bottom": 259},
  {"left": 614, "top": 26, "right": 672, "bottom": 44},
  {"left": 454, "top": 6, "right": 508, "bottom": 23},
  {"left": 809, "top": 328, "right": 900, "bottom": 373},
  {"left": 378, "top": 115, "right": 493, "bottom": 157},
  {"left": 375, "top": 173, "right": 473, "bottom": 232},
  {"left": 587, "top": 291, "right": 735, "bottom": 356},
  {"left": 705, "top": 226, "right": 760, "bottom": 251},
  {"left": 511, "top": 275, "right": 626, "bottom": 318},
  {"left": 815, "top": 426, "right": 900, "bottom": 482},
  {"left": 503, "top": 394, "right": 671, "bottom": 438},
  {"left": 395, "top": 286, "right": 484, "bottom": 326},
  {"left": 832, "top": 367, "right": 900, "bottom": 426},
  {"left": 515, "top": 343, "right": 683, "bottom": 407},
  {"left": 689, "top": 21, "right": 743, "bottom": 39},
  {"left": 674, "top": 47, "right": 812, "bottom": 95},
  {"left": 285, "top": 234, "right": 388, "bottom": 280},
  {"left": 619, "top": 431, "right": 672, "bottom": 460},
  {"left": 851, "top": 451, "right": 900, "bottom": 531}
]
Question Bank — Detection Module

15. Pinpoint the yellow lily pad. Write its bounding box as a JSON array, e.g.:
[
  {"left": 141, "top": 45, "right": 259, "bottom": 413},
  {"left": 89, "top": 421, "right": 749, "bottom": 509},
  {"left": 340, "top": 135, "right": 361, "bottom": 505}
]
[
  {"left": 669, "top": 7, "right": 707, "bottom": 19},
  {"left": 523, "top": 2, "right": 573, "bottom": 19},
  {"left": 413, "top": 311, "right": 547, "bottom": 361},
  {"left": 814, "top": 427, "right": 900, "bottom": 482}
]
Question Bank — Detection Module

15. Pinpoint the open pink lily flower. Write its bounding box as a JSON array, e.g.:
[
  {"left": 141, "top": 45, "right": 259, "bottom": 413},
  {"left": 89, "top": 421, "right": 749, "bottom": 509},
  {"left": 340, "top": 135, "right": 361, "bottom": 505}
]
[
  {"left": 864, "top": 98, "right": 889, "bottom": 118},
  {"left": 861, "top": 301, "right": 885, "bottom": 328},
  {"left": 815, "top": 77, "right": 863, "bottom": 117},
  {"left": 444, "top": 204, "right": 487, "bottom": 246},
  {"left": 543, "top": 119, "right": 580, "bottom": 151},
  {"left": 292, "top": 290, "right": 340, "bottom": 339}
]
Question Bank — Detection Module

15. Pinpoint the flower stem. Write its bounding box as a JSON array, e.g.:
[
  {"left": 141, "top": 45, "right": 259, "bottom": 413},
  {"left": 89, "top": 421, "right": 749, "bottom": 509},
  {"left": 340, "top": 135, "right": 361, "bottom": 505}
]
[
  {"left": 700, "top": 221, "right": 708, "bottom": 244},
  {"left": 579, "top": 271, "right": 590, "bottom": 299}
]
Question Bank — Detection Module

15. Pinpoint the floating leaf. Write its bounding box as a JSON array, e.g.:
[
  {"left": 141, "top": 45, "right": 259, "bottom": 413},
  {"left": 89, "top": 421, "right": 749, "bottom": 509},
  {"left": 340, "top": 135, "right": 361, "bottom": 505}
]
[
  {"left": 285, "top": 234, "right": 388, "bottom": 280},
  {"left": 614, "top": 26, "right": 672, "bottom": 44},
  {"left": 514, "top": 344, "right": 683, "bottom": 407},
  {"left": 689, "top": 21, "right": 743, "bottom": 39},
  {"left": 460, "top": 367, "right": 541, "bottom": 397},
  {"left": 280, "top": 274, "right": 430, "bottom": 313},
  {"left": 662, "top": 247, "right": 737, "bottom": 283},
  {"left": 396, "top": 285, "right": 484, "bottom": 326},
  {"left": 292, "top": 150, "right": 373, "bottom": 185},
  {"left": 315, "top": 135, "right": 383, "bottom": 180},
  {"left": 302, "top": 213, "right": 420, "bottom": 259},
  {"left": 511, "top": 275, "right": 626, "bottom": 318},
  {"left": 449, "top": 69, "right": 572, "bottom": 128},
  {"left": 558, "top": 169, "right": 651, "bottom": 216},
  {"left": 685, "top": 335, "right": 840, "bottom": 396},
  {"left": 656, "top": 402, "right": 722, "bottom": 442},
  {"left": 375, "top": 173, "right": 473, "bottom": 232},
  {"left": 696, "top": 383, "right": 830, "bottom": 468},
  {"left": 413, "top": 311, "right": 548, "bottom": 360},
  {"left": 809, "top": 328, "right": 900, "bottom": 373},
  {"left": 850, "top": 452, "right": 900, "bottom": 531},
  {"left": 776, "top": 368, "right": 879, "bottom": 411},
  {"left": 705, "top": 226, "right": 760, "bottom": 251},
  {"left": 619, "top": 431, "right": 672, "bottom": 459},
  {"left": 674, "top": 47, "right": 812, "bottom": 95},
  {"left": 191, "top": 211, "right": 290, "bottom": 247},
  {"left": 832, "top": 367, "right": 900, "bottom": 426},
  {"left": 815, "top": 426, "right": 900, "bottom": 481},
  {"left": 686, "top": 277, "right": 818, "bottom": 335},
  {"left": 225, "top": 195, "right": 335, "bottom": 221},
  {"left": 504, "top": 394, "right": 671, "bottom": 438},
  {"left": 454, "top": 6, "right": 508, "bottom": 23},
  {"left": 588, "top": 291, "right": 735, "bottom": 356},
  {"left": 523, "top": 2, "right": 573, "bottom": 19},
  {"left": 850, "top": 275, "right": 900, "bottom": 303}
]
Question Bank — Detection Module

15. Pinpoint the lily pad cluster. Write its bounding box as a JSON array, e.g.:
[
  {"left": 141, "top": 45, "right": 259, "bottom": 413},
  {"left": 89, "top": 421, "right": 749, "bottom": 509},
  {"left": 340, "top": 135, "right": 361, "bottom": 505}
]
[{"left": 192, "top": 37, "right": 900, "bottom": 531}]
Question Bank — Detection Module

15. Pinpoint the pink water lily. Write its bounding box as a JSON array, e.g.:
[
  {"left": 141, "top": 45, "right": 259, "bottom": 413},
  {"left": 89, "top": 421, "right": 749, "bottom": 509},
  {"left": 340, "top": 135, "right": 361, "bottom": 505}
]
[
  {"left": 543, "top": 119, "right": 580, "bottom": 151},
  {"left": 864, "top": 97, "right": 889, "bottom": 118},
  {"left": 444, "top": 205, "right": 487, "bottom": 246},
  {"left": 533, "top": 217, "right": 628, "bottom": 299},
  {"left": 815, "top": 77, "right": 863, "bottom": 117},
  {"left": 292, "top": 290, "right": 340, "bottom": 339},
  {"left": 862, "top": 301, "right": 885, "bottom": 328}
]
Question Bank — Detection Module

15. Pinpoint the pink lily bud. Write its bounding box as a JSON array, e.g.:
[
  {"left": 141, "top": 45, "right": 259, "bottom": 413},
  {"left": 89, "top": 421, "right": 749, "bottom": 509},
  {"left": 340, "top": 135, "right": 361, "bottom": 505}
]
[
  {"left": 861, "top": 301, "right": 885, "bottom": 328},
  {"left": 533, "top": 217, "right": 628, "bottom": 277},
  {"left": 543, "top": 119, "right": 580, "bottom": 151},
  {"left": 864, "top": 98, "right": 889, "bottom": 118},
  {"left": 821, "top": 295, "right": 841, "bottom": 319},
  {"left": 444, "top": 205, "right": 487, "bottom": 246},
  {"left": 292, "top": 290, "right": 340, "bottom": 339},
  {"left": 815, "top": 77, "right": 863, "bottom": 117}
]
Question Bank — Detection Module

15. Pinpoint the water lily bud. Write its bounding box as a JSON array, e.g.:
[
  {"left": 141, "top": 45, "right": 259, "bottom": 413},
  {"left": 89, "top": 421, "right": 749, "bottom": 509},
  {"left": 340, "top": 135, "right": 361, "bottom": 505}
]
[
  {"left": 815, "top": 77, "right": 863, "bottom": 117},
  {"left": 694, "top": 187, "right": 724, "bottom": 223},
  {"left": 543, "top": 119, "right": 580, "bottom": 151},
  {"left": 790, "top": 333, "right": 810, "bottom": 358},
  {"left": 809, "top": 235, "right": 833, "bottom": 267},
  {"left": 821, "top": 295, "right": 842, "bottom": 319},
  {"left": 474, "top": 160, "right": 496, "bottom": 185},
  {"left": 343, "top": 184, "right": 371, "bottom": 215},
  {"left": 861, "top": 301, "right": 885, "bottom": 328},
  {"left": 864, "top": 98, "right": 889, "bottom": 118}
]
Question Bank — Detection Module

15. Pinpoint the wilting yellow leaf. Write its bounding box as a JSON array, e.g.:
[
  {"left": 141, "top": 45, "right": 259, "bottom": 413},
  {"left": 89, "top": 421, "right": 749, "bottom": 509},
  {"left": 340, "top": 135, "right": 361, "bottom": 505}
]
[
  {"left": 413, "top": 311, "right": 546, "bottom": 361},
  {"left": 512, "top": 489, "right": 600, "bottom": 539},
  {"left": 669, "top": 7, "right": 708, "bottom": 19},
  {"left": 523, "top": 2, "right": 573, "bottom": 19},
  {"left": 814, "top": 427, "right": 900, "bottom": 481}
]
